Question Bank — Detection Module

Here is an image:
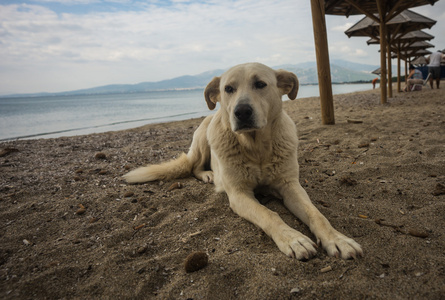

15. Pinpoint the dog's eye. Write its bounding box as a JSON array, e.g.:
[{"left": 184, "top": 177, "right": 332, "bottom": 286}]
[
  {"left": 254, "top": 81, "right": 267, "bottom": 89},
  {"left": 225, "top": 85, "right": 235, "bottom": 94}
]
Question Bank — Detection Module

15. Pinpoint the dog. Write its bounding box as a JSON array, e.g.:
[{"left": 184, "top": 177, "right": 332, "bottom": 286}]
[{"left": 124, "top": 63, "right": 363, "bottom": 260}]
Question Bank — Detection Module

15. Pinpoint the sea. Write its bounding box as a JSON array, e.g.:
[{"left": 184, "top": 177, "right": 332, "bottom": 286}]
[{"left": 0, "top": 83, "right": 371, "bottom": 141}]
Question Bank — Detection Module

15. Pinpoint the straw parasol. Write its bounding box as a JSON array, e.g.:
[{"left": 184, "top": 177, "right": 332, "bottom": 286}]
[
  {"left": 322, "top": 0, "right": 439, "bottom": 106},
  {"left": 411, "top": 56, "right": 428, "bottom": 65},
  {"left": 366, "top": 30, "right": 434, "bottom": 46},
  {"left": 325, "top": 0, "right": 439, "bottom": 18},
  {"left": 366, "top": 30, "right": 435, "bottom": 91},
  {"left": 371, "top": 67, "right": 381, "bottom": 75},
  {"left": 345, "top": 10, "right": 436, "bottom": 39},
  {"left": 345, "top": 9, "right": 436, "bottom": 96}
]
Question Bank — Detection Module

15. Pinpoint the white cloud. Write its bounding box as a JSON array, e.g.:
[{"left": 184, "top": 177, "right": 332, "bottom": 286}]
[{"left": 331, "top": 22, "right": 355, "bottom": 32}]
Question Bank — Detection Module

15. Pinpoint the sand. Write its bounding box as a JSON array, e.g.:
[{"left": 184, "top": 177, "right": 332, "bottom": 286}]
[{"left": 1, "top": 86, "right": 444, "bottom": 299}]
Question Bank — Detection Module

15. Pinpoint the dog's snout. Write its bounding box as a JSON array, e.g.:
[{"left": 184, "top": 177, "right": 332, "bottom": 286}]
[{"left": 234, "top": 103, "right": 253, "bottom": 122}]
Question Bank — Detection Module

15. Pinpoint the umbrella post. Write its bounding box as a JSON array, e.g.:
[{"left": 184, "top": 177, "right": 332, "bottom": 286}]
[
  {"left": 377, "top": 0, "right": 387, "bottom": 104},
  {"left": 405, "top": 54, "right": 408, "bottom": 80},
  {"left": 387, "top": 33, "right": 393, "bottom": 98},
  {"left": 397, "top": 48, "right": 401, "bottom": 92},
  {"left": 310, "top": 0, "right": 335, "bottom": 124}
]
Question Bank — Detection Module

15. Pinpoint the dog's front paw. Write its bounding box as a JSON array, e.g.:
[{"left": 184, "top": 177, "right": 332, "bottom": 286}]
[
  {"left": 196, "top": 171, "right": 214, "bottom": 183},
  {"left": 319, "top": 230, "right": 363, "bottom": 259},
  {"left": 273, "top": 227, "right": 317, "bottom": 260}
]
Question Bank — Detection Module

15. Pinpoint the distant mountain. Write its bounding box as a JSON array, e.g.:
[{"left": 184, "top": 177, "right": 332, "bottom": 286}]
[
  {"left": 2, "top": 60, "right": 380, "bottom": 98},
  {"left": 51, "top": 68, "right": 226, "bottom": 96}
]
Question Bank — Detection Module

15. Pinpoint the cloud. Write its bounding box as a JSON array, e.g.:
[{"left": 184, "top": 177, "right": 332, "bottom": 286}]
[{"left": 331, "top": 22, "right": 356, "bottom": 32}]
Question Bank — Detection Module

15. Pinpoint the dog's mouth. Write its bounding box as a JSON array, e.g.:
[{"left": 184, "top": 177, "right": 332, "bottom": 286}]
[
  {"left": 234, "top": 122, "right": 259, "bottom": 132},
  {"left": 233, "top": 103, "right": 259, "bottom": 132}
]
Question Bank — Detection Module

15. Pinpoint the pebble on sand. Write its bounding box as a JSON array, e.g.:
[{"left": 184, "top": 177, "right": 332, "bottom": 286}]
[{"left": 184, "top": 251, "right": 208, "bottom": 273}]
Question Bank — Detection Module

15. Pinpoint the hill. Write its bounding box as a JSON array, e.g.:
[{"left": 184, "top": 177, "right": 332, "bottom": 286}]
[{"left": 2, "top": 60, "right": 379, "bottom": 98}]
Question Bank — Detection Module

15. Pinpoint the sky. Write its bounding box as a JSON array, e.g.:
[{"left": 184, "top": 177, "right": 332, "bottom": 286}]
[{"left": 1, "top": 0, "right": 444, "bottom": 95}]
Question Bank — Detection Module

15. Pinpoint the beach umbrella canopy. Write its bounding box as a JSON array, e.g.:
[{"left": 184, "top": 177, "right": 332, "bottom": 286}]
[
  {"left": 366, "top": 30, "right": 434, "bottom": 45},
  {"left": 392, "top": 49, "right": 433, "bottom": 60},
  {"left": 400, "top": 40, "right": 434, "bottom": 51},
  {"left": 411, "top": 56, "right": 428, "bottom": 65},
  {"left": 372, "top": 68, "right": 381, "bottom": 75},
  {"left": 345, "top": 9, "right": 436, "bottom": 96},
  {"left": 310, "top": 0, "right": 439, "bottom": 120},
  {"left": 374, "top": 40, "right": 435, "bottom": 53},
  {"left": 406, "top": 49, "right": 433, "bottom": 57},
  {"left": 367, "top": 31, "right": 435, "bottom": 87},
  {"left": 323, "top": 0, "right": 439, "bottom": 104},
  {"left": 345, "top": 10, "right": 436, "bottom": 39},
  {"left": 325, "top": 0, "right": 439, "bottom": 18}
]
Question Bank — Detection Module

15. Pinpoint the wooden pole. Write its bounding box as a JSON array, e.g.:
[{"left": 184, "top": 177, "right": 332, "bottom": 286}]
[
  {"left": 387, "top": 33, "right": 393, "bottom": 98},
  {"left": 405, "top": 55, "right": 408, "bottom": 80},
  {"left": 397, "top": 48, "right": 401, "bottom": 92},
  {"left": 310, "top": 0, "right": 335, "bottom": 125},
  {"left": 377, "top": 0, "right": 387, "bottom": 104}
]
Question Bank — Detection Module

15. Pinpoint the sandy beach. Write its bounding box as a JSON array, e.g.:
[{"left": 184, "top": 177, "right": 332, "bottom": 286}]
[{"left": 1, "top": 86, "right": 444, "bottom": 299}]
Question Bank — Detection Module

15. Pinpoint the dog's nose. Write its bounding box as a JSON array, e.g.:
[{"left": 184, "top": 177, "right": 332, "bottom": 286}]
[{"left": 234, "top": 103, "right": 253, "bottom": 122}]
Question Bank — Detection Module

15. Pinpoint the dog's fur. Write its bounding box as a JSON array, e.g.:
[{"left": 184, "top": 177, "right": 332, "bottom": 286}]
[{"left": 124, "top": 63, "right": 363, "bottom": 260}]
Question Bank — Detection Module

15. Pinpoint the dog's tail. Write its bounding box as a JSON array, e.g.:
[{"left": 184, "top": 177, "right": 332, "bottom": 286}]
[
  {"left": 123, "top": 153, "right": 192, "bottom": 183},
  {"left": 124, "top": 116, "right": 212, "bottom": 184}
]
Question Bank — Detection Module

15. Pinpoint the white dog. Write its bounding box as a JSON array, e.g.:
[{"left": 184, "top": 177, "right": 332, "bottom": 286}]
[{"left": 124, "top": 63, "right": 363, "bottom": 260}]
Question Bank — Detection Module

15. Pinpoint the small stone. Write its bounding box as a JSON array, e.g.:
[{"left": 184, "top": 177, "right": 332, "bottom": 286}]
[
  {"left": 184, "top": 251, "right": 208, "bottom": 273},
  {"left": 290, "top": 287, "right": 300, "bottom": 294},
  {"left": 340, "top": 176, "right": 357, "bottom": 186},
  {"left": 320, "top": 265, "right": 332, "bottom": 273},
  {"left": 0, "top": 147, "right": 19, "bottom": 157},
  {"left": 137, "top": 245, "right": 148, "bottom": 254},
  {"left": 124, "top": 191, "right": 134, "bottom": 198},
  {"left": 347, "top": 119, "right": 363, "bottom": 124},
  {"left": 76, "top": 207, "right": 86, "bottom": 215},
  {"left": 95, "top": 152, "right": 107, "bottom": 160},
  {"left": 432, "top": 183, "right": 445, "bottom": 196},
  {"left": 168, "top": 182, "right": 182, "bottom": 191},
  {"left": 408, "top": 229, "right": 429, "bottom": 238},
  {"left": 75, "top": 204, "right": 86, "bottom": 215}
]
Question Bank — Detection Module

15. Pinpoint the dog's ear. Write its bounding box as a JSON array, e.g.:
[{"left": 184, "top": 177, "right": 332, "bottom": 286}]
[
  {"left": 204, "top": 76, "right": 221, "bottom": 110},
  {"left": 276, "top": 70, "right": 299, "bottom": 100}
]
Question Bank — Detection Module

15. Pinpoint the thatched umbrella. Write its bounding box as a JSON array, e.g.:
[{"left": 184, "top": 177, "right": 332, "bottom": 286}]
[
  {"left": 345, "top": 10, "right": 436, "bottom": 97},
  {"left": 366, "top": 30, "right": 434, "bottom": 46},
  {"left": 411, "top": 56, "right": 428, "bottom": 65},
  {"left": 323, "top": 0, "right": 439, "bottom": 105},
  {"left": 372, "top": 68, "right": 381, "bottom": 75},
  {"left": 403, "top": 49, "right": 433, "bottom": 58},
  {"left": 367, "top": 31, "right": 435, "bottom": 91}
]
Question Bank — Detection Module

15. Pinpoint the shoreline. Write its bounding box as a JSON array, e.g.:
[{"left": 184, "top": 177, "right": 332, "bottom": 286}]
[
  {"left": 0, "top": 83, "right": 373, "bottom": 142},
  {"left": 1, "top": 87, "right": 444, "bottom": 299}
]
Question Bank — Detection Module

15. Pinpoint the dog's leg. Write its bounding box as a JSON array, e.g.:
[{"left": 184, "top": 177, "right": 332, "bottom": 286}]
[
  {"left": 226, "top": 189, "right": 317, "bottom": 260},
  {"left": 188, "top": 116, "right": 214, "bottom": 183},
  {"left": 278, "top": 182, "right": 363, "bottom": 259}
]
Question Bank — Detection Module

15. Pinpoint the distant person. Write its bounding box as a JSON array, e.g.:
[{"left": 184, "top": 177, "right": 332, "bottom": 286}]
[
  {"left": 372, "top": 77, "right": 379, "bottom": 89},
  {"left": 405, "top": 64, "right": 424, "bottom": 92},
  {"left": 426, "top": 50, "right": 444, "bottom": 89}
]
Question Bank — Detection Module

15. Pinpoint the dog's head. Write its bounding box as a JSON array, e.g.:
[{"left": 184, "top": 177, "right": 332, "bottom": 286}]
[{"left": 204, "top": 63, "right": 298, "bottom": 132}]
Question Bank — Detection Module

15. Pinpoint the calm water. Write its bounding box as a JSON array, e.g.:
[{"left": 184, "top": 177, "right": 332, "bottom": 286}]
[{"left": 0, "top": 83, "right": 371, "bottom": 141}]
